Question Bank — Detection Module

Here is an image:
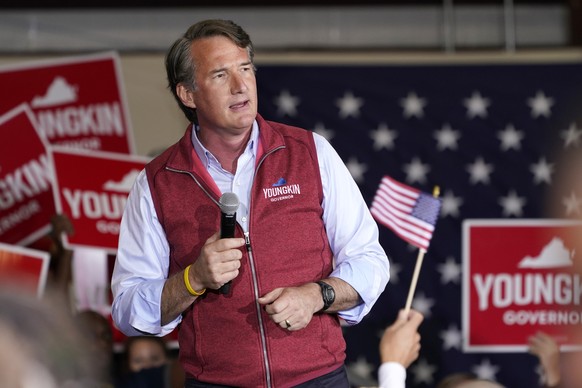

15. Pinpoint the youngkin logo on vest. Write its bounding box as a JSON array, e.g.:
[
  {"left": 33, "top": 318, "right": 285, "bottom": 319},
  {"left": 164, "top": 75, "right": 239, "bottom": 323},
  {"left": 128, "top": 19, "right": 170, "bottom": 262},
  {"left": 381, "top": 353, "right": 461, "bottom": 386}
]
[
  {"left": 263, "top": 177, "right": 301, "bottom": 202},
  {"left": 463, "top": 219, "right": 582, "bottom": 352}
]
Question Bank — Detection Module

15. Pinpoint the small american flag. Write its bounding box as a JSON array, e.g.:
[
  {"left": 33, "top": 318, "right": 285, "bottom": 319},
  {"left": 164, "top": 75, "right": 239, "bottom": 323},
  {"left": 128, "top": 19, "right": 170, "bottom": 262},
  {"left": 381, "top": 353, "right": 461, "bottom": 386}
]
[{"left": 370, "top": 175, "right": 441, "bottom": 251}]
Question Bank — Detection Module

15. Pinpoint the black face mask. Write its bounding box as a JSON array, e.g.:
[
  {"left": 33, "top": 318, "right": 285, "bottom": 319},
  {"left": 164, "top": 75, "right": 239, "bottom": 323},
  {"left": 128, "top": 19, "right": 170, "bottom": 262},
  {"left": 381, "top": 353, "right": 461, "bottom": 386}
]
[{"left": 122, "top": 365, "right": 167, "bottom": 388}]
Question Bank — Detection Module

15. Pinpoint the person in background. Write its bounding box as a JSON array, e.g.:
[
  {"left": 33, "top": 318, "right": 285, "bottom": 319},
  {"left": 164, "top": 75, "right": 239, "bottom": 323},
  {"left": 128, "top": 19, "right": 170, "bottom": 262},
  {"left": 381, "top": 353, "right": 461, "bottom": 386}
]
[
  {"left": 528, "top": 331, "right": 561, "bottom": 388},
  {"left": 117, "top": 335, "right": 176, "bottom": 388},
  {"left": 434, "top": 331, "right": 563, "bottom": 388},
  {"left": 75, "top": 309, "right": 117, "bottom": 387},
  {"left": 378, "top": 308, "right": 424, "bottom": 388},
  {"left": 0, "top": 288, "right": 94, "bottom": 387},
  {"left": 125, "top": 336, "right": 168, "bottom": 374},
  {"left": 436, "top": 373, "right": 504, "bottom": 388},
  {"left": 112, "top": 18, "right": 390, "bottom": 387}
]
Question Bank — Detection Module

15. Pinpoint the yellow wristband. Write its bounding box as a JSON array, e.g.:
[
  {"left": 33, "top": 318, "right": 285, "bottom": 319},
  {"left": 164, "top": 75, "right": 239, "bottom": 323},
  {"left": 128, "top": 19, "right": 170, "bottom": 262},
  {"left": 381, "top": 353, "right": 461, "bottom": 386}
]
[{"left": 184, "top": 265, "right": 206, "bottom": 296}]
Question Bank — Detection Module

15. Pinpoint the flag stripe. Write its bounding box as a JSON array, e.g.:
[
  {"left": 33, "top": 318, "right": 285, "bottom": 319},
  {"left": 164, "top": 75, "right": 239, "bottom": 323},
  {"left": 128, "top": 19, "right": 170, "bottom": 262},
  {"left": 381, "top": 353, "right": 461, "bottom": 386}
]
[
  {"left": 370, "top": 206, "right": 431, "bottom": 249},
  {"left": 372, "top": 194, "right": 434, "bottom": 235},
  {"left": 370, "top": 175, "right": 441, "bottom": 250}
]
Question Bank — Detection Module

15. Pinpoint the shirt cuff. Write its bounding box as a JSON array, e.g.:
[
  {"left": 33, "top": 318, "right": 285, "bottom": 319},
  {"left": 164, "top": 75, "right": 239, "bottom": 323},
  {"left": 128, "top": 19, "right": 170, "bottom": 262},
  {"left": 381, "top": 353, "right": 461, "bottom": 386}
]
[{"left": 378, "top": 362, "right": 406, "bottom": 388}]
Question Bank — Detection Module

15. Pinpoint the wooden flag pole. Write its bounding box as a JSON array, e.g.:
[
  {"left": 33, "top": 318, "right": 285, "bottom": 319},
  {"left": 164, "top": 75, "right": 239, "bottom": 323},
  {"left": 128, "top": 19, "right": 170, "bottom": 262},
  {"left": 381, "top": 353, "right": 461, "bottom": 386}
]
[
  {"left": 404, "top": 185, "right": 440, "bottom": 315},
  {"left": 404, "top": 248, "right": 425, "bottom": 315}
]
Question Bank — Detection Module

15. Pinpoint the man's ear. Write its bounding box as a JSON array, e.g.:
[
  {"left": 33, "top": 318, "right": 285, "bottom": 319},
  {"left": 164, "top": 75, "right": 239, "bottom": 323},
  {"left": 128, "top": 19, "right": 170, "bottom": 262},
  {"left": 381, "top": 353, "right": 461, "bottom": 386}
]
[{"left": 176, "top": 84, "right": 196, "bottom": 109}]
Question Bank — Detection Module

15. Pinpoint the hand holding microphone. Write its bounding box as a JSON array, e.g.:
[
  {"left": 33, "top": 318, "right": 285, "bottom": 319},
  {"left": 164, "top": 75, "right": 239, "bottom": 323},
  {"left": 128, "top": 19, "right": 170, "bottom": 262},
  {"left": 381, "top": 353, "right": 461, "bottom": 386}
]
[{"left": 218, "top": 192, "right": 240, "bottom": 294}]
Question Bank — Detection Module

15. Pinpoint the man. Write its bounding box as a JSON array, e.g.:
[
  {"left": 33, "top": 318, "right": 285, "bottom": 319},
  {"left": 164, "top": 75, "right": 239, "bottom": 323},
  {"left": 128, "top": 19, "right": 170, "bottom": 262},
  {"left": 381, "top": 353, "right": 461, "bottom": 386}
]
[{"left": 111, "top": 19, "right": 389, "bottom": 387}]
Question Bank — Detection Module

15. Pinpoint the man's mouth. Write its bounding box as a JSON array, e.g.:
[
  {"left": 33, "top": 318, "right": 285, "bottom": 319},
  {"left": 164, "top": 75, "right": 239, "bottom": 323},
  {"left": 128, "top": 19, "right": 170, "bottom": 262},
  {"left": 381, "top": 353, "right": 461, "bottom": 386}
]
[{"left": 230, "top": 100, "right": 249, "bottom": 109}]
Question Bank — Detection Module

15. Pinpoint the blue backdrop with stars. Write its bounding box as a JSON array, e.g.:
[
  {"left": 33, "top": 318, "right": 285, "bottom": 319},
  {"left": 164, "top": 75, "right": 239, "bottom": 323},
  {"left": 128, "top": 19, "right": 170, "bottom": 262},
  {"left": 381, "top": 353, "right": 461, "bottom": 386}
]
[{"left": 256, "top": 60, "right": 582, "bottom": 387}]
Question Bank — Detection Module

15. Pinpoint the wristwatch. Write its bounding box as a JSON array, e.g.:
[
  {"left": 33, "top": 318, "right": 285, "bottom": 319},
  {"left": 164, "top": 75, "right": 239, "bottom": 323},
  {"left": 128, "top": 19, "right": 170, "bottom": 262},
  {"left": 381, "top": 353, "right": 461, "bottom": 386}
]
[{"left": 316, "top": 281, "right": 335, "bottom": 311}]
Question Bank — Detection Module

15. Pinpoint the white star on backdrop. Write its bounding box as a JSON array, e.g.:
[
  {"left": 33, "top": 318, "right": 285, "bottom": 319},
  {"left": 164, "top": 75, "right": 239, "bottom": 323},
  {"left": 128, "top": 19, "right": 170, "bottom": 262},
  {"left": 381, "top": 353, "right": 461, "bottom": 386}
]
[
  {"left": 410, "top": 358, "right": 437, "bottom": 385},
  {"left": 346, "top": 356, "right": 375, "bottom": 382},
  {"left": 498, "top": 124, "right": 524, "bottom": 151},
  {"left": 400, "top": 91, "right": 427, "bottom": 118},
  {"left": 463, "top": 91, "right": 490, "bottom": 119},
  {"left": 466, "top": 157, "right": 494, "bottom": 185},
  {"left": 389, "top": 261, "right": 402, "bottom": 284},
  {"left": 472, "top": 358, "right": 501, "bottom": 381},
  {"left": 499, "top": 190, "right": 526, "bottom": 217},
  {"left": 274, "top": 90, "right": 300, "bottom": 116},
  {"left": 313, "top": 122, "right": 335, "bottom": 141},
  {"left": 440, "top": 324, "right": 463, "bottom": 350},
  {"left": 563, "top": 191, "right": 582, "bottom": 216},
  {"left": 346, "top": 157, "right": 368, "bottom": 183},
  {"left": 561, "top": 122, "right": 582, "bottom": 148},
  {"left": 437, "top": 257, "right": 462, "bottom": 284},
  {"left": 434, "top": 123, "right": 461, "bottom": 151},
  {"left": 412, "top": 292, "right": 435, "bottom": 318},
  {"left": 527, "top": 90, "right": 554, "bottom": 118},
  {"left": 403, "top": 157, "right": 430, "bottom": 184},
  {"left": 530, "top": 157, "right": 553, "bottom": 185},
  {"left": 370, "top": 123, "right": 398, "bottom": 150},
  {"left": 336, "top": 91, "right": 364, "bottom": 119},
  {"left": 440, "top": 190, "right": 463, "bottom": 218}
]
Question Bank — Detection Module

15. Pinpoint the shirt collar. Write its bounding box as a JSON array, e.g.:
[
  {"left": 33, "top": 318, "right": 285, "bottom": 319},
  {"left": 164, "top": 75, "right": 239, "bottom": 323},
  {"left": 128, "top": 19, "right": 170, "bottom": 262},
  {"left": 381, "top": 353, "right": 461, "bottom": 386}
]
[{"left": 190, "top": 120, "right": 259, "bottom": 170}]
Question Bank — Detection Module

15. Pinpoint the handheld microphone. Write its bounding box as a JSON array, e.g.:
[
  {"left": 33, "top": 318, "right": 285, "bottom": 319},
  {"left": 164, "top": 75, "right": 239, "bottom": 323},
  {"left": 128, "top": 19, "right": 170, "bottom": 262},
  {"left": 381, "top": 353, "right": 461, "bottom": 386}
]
[{"left": 218, "top": 192, "right": 239, "bottom": 294}]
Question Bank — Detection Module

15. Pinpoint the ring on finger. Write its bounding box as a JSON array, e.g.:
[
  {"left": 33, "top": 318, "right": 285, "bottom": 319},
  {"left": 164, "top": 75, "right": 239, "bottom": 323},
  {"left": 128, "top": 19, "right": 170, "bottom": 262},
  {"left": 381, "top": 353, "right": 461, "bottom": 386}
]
[{"left": 284, "top": 319, "right": 291, "bottom": 329}]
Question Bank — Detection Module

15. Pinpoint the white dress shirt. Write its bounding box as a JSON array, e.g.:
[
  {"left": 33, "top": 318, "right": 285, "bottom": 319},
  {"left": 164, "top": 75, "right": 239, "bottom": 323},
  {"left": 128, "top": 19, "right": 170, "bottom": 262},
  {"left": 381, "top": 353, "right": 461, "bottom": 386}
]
[
  {"left": 378, "top": 362, "right": 406, "bottom": 388},
  {"left": 111, "top": 120, "right": 390, "bottom": 336}
]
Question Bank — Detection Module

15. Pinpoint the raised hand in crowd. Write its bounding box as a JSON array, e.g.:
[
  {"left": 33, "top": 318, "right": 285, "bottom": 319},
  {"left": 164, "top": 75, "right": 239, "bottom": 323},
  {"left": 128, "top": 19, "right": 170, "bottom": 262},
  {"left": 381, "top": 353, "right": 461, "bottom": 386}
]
[
  {"left": 46, "top": 213, "right": 75, "bottom": 294},
  {"left": 380, "top": 308, "right": 424, "bottom": 367},
  {"left": 528, "top": 331, "right": 561, "bottom": 388},
  {"left": 377, "top": 308, "right": 424, "bottom": 388}
]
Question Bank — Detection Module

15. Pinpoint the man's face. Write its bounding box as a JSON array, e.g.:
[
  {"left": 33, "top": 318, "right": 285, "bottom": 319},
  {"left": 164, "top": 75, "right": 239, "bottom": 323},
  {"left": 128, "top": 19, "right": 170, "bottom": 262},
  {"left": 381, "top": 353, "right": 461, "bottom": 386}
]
[{"left": 188, "top": 35, "right": 257, "bottom": 136}]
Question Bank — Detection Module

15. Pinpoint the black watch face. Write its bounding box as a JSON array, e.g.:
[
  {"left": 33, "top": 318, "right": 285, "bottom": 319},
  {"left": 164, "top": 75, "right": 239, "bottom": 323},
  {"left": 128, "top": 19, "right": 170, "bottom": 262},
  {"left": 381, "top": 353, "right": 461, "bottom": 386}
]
[
  {"left": 319, "top": 282, "right": 335, "bottom": 309},
  {"left": 324, "top": 286, "right": 335, "bottom": 302}
]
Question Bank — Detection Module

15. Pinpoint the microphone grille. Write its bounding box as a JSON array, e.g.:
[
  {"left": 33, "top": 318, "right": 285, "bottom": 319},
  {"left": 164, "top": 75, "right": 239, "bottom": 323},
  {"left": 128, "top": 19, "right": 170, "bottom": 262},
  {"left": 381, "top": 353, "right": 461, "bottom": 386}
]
[{"left": 219, "top": 192, "right": 239, "bottom": 215}]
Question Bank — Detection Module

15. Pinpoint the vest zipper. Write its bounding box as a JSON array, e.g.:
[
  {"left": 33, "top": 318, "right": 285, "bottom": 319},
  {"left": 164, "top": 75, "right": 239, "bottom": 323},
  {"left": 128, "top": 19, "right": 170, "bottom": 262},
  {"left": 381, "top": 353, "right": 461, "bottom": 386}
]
[
  {"left": 245, "top": 232, "right": 272, "bottom": 388},
  {"left": 248, "top": 146, "right": 283, "bottom": 388}
]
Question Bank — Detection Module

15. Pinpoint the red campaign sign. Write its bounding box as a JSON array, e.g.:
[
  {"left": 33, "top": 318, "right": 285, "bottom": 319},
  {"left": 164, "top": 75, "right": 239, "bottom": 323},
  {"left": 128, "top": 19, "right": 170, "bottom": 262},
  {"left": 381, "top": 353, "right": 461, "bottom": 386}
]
[
  {"left": 0, "top": 242, "right": 50, "bottom": 298},
  {"left": 0, "top": 104, "right": 55, "bottom": 245},
  {"left": 0, "top": 52, "right": 134, "bottom": 154},
  {"left": 463, "top": 219, "right": 582, "bottom": 352},
  {"left": 50, "top": 147, "right": 149, "bottom": 253}
]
